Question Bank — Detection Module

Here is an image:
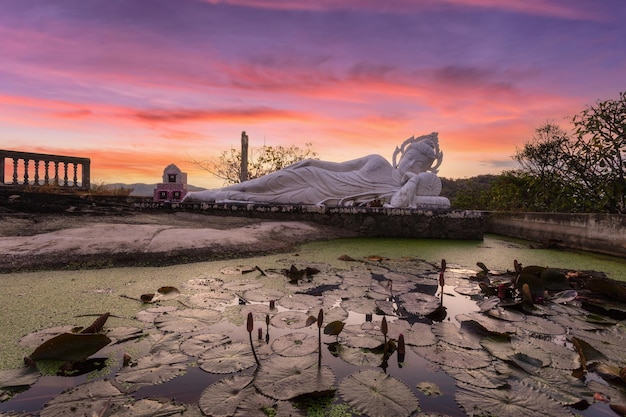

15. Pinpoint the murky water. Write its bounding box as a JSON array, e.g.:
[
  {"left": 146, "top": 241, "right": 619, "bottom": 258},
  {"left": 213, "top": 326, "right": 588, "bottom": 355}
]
[{"left": 295, "top": 234, "right": 626, "bottom": 282}]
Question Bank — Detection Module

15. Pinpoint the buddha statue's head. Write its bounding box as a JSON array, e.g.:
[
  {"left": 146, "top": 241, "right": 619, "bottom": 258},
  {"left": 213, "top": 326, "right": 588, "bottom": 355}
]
[{"left": 397, "top": 140, "right": 437, "bottom": 176}]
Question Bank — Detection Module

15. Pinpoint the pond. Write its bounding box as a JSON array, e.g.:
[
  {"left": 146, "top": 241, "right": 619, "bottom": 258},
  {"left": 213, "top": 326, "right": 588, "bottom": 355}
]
[{"left": 1, "top": 234, "right": 625, "bottom": 416}]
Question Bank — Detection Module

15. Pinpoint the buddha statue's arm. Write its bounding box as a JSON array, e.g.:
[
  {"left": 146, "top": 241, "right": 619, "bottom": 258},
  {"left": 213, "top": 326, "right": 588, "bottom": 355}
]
[{"left": 289, "top": 155, "right": 382, "bottom": 172}]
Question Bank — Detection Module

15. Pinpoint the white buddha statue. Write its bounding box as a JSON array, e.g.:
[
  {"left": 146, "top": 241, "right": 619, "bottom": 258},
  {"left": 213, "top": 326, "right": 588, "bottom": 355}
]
[{"left": 184, "top": 132, "right": 450, "bottom": 209}]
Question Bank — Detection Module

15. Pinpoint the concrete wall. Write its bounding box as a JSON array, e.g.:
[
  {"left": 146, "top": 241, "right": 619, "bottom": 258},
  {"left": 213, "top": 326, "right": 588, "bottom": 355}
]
[
  {"left": 165, "top": 202, "right": 485, "bottom": 240},
  {"left": 484, "top": 212, "right": 626, "bottom": 258},
  {"left": 0, "top": 190, "right": 484, "bottom": 240}
]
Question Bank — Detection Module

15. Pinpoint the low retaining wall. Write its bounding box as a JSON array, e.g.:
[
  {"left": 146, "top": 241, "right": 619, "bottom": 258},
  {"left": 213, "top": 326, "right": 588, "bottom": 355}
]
[
  {"left": 0, "top": 190, "right": 484, "bottom": 240},
  {"left": 484, "top": 212, "right": 626, "bottom": 258},
  {"left": 160, "top": 202, "right": 484, "bottom": 240}
]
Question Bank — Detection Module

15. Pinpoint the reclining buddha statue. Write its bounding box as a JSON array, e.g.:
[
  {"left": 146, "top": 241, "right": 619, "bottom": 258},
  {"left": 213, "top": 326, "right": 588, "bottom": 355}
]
[{"left": 184, "top": 132, "right": 451, "bottom": 209}]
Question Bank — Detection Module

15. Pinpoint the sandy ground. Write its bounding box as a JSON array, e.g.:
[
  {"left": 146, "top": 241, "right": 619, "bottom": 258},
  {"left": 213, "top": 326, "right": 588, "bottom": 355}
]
[{"left": 0, "top": 211, "right": 357, "bottom": 272}]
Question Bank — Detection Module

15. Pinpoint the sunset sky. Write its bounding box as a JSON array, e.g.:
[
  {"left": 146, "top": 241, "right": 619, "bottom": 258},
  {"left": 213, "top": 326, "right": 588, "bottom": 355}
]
[{"left": 1, "top": 0, "right": 625, "bottom": 188}]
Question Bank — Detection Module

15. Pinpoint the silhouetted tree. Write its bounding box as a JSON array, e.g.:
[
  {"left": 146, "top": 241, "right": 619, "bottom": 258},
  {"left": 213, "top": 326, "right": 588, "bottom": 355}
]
[{"left": 190, "top": 143, "right": 318, "bottom": 185}]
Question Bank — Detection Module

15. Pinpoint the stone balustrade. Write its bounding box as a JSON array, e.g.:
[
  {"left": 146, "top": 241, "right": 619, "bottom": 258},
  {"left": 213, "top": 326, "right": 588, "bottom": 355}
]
[{"left": 0, "top": 150, "right": 90, "bottom": 190}]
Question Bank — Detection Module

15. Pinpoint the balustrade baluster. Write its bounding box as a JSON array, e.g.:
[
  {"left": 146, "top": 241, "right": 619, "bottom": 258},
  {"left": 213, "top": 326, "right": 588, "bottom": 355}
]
[
  {"left": 24, "top": 159, "right": 29, "bottom": 185},
  {"left": 44, "top": 160, "right": 50, "bottom": 185},
  {"left": 72, "top": 163, "right": 78, "bottom": 187},
  {"left": 34, "top": 160, "right": 40, "bottom": 186},
  {"left": 54, "top": 161, "right": 59, "bottom": 186},
  {"left": 63, "top": 162, "right": 69, "bottom": 186},
  {"left": 12, "top": 157, "right": 18, "bottom": 185}
]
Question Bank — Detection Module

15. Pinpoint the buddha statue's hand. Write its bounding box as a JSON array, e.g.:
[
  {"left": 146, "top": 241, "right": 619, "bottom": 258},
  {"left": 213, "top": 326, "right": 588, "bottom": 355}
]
[{"left": 390, "top": 175, "right": 420, "bottom": 207}]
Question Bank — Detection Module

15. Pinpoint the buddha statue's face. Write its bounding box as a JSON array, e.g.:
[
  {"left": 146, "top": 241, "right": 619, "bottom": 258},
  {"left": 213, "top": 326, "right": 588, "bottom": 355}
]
[{"left": 397, "top": 148, "right": 434, "bottom": 176}]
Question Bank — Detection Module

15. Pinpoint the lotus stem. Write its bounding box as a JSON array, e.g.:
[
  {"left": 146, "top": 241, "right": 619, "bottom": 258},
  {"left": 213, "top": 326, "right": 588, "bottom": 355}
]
[
  {"left": 317, "top": 308, "right": 323, "bottom": 368},
  {"left": 247, "top": 312, "right": 260, "bottom": 366}
]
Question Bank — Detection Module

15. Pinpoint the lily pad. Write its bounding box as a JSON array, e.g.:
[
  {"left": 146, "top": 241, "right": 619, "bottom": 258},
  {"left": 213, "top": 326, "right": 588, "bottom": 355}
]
[
  {"left": 342, "top": 297, "right": 378, "bottom": 314},
  {"left": 432, "top": 322, "right": 482, "bottom": 350},
  {"left": 199, "top": 342, "right": 257, "bottom": 374},
  {"left": 514, "top": 316, "right": 565, "bottom": 335},
  {"left": 243, "top": 288, "right": 285, "bottom": 303},
  {"left": 107, "top": 398, "right": 187, "bottom": 416},
  {"left": 338, "top": 345, "right": 383, "bottom": 367},
  {"left": 401, "top": 322, "right": 437, "bottom": 347},
  {"left": 417, "top": 381, "right": 442, "bottom": 396},
  {"left": 135, "top": 306, "right": 177, "bottom": 324},
  {"left": 116, "top": 351, "right": 188, "bottom": 386},
  {"left": 198, "top": 374, "right": 255, "bottom": 416},
  {"left": 341, "top": 325, "right": 384, "bottom": 349},
  {"left": 0, "top": 366, "right": 40, "bottom": 392},
  {"left": 155, "top": 308, "right": 222, "bottom": 333},
  {"left": 180, "top": 333, "right": 231, "bottom": 356},
  {"left": 40, "top": 379, "right": 127, "bottom": 417},
  {"left": 270, "top": 311, "right": 312, "bottom": 329},
  {"left": 271, "top": 332, "right": 318, "bottom": 357},
  {"left": 398, "top": 292, "right": 441, "bottom": 316},
  {"left": 254, "top": 354, "right": 336, "bottom": 400},
  {"left": 413, "top": 342, "right": 491, "bottom": 369},
  {"left": 456, "top": 313, "right": 517, "bottom": 334},
  {"left": 441, "top": 365, "right": 507, "bottom": 389},
  {"left": 277, "top": 293, "right": 323, "bottom": 311},
  {"left": 222, "top": 279, "right": 265, "bottom": 292},
  {"left": 338, "top": 369, "right": 419, "bottom": 417},
  {"left": 456, "top": 380, "right": 573, "bottom": 417}
]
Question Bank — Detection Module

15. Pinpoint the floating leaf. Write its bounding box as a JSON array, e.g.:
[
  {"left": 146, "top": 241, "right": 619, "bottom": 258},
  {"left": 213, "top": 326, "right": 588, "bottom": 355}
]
[
  {"left": 527, "top": 337, "right": 579, "bottom": 370},
  {"left": 338, "top": 369, "right": 419, "bottom": 417},
  {"left": 180, "top": 333, "right": 231, "bottom": 356},
  {"left": 154, "top": 308, "right": 222, "bottom": 333},
  {"left": 105, "top": 326, "right": 144, "bottom": 345},
  {"left": 40, "top": 379, "right": 127, "bottom": 417},
  {"left": 338, "top": 345, "right": 383, "bottom": 367},
  {"left": 324, "top": 321, "right": 345, "bottom": 336},
  {"left": 107, "top": 398, "right": 187, "bottom": 416},
  {"left": 485, "top": 307, "right": 526, "bottom": 322},
  {"left": 398, "top": 292, "right": 441, "bottom": 316},
  {"left": 254, "top": 354, "right": 336, "bottom": 400},
  {"left": 0, "top": 366, "right": 40, "bottom": 392},
  {"left": 524, "top": 367, "right": 593, "bottom": 406},
  {"left": 222, "top": 279, "right": 264, "bottom": 292},
  {"left": 401, "top": 323, "right": 437, "bottom": 347},
  {"left": 341, "top": 325, "right": 384, "bottom": 349},
  {"left": 432, "top": 322, "right": 482, "bottom": 350},
  {"left": 28, "top": 333, "right": 111, "bottom": 362},
  {"left": 271, "top": 332, "right": 318, "bottom": 357},
  {"left": 456, "top": 313, "right": 517, "bottom": 334},
  {"left": 199, "top": 374, "right": 255, "bottom": 417},
  {"left": 441, "top": 365, "right": 507, "bottom": 389},
  {"left": 413, "top": 342, "right": 491, "bottom": 369},
  {"left": 417, "top": 381, "right": 442, "bottom": 396},
  {"left": 116, "top": 351, "right": 188, "bottom": 386},
  {"left": 277, "top": 293, "right": 323, "bottom": 311},
  {"left": 199, "top": 342, "right": 257, "bottom": 374},
  {"left": 243, "top": 288, "right": 285, "bottom": 303},
  {"left": 342, "top": 297, "right": 378, "bottom": 314},
  {"left": 514, "top": 316, "right": 565, "bottom": 335},
  {"left": 456, "top": 380, "right": 573, "bottom": 417},
  {"left": 270, "top": 311, "right": 313, "bottom": 329}
]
